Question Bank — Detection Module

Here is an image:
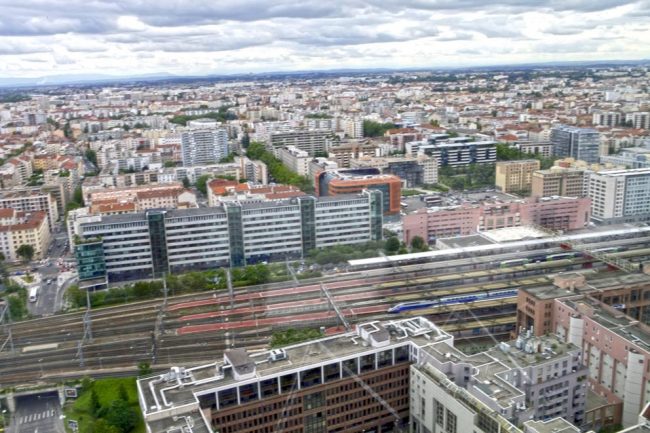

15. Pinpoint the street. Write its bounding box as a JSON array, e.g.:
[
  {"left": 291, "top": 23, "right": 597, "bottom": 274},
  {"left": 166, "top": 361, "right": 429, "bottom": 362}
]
[
  {"left": 27, "top": 226, "right": 74, "bottom": 317},
  {"left": 9, "top": 394, "right": 63, "bottom": 433}
]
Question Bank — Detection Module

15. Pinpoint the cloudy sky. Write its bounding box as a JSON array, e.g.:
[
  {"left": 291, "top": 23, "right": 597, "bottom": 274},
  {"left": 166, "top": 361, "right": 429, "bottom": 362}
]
[{"left": 0, "top": 0, "right": 649, "bottom": 78}]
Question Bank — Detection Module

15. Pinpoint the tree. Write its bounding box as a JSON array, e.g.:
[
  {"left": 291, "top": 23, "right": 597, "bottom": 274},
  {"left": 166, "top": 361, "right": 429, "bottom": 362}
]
[
  {"left": 90, "top": 389, "right": 101, "bottom": 417},
  {"left": 16, "top": 244, "right": 34, "bottom": 262},
  {"left": 85, "top": 149, "right": 98, "bottom": 166},
  {"left": 241, "top": 133, "right": 250, "bottom": 148},
  {"left": 410, "top": 236, "right": 428, "bottom": 252},
  {"left": 92, "top": 419, "right": 120, "bottom": 433},
  {"left": 138, "top": 361, "right": 153, "bottom": 376},
  {"left": 363, "top": 120, "right": 396, "bottom": 137},
  {"left": 73, "top": 186, "right": 85, "bottom": 207},
  {"left": 163, "top": 161, "right": 176, "bottom": 168},
  {"left": 181, "top": 177, "right": 191, "bottom": 189},
  {"left": 104, "top": 399, "right": 137, "bottom": 433},
  {"left": 196, "top": 174, "right": 212, "bottom": 195},
  {"left": 118, "top": 384, "right": 129, "bottom": 402},
  {"left": 385, "top": 237, "right": 400, "bottom": 255}
]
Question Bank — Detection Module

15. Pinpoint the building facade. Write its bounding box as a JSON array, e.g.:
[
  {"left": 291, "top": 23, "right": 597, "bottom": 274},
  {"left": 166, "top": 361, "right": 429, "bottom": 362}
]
[
  {"left": 75, "top": 191, "right": 383, "bottom": 282},
  {"left": 402, "top": 196, "right": 591, "bottom": 244},
  {"left": 495, "top": 160, "right": 540, "bottom": 194},
  {"left": 269, "top": 129, "right": 333, "bottom": 156},
  {"left": 551, "top": 125, "right": 600, "bottom": 164},
  {"left": 181, "top": 128, "right": 229, "bottom": 166},
  {"left": 588, "top": 168, "right": 650, "bottom": 223},
  {"left": 277, "top": 146, "right": 311, "bottom": 176},
  {"left": 531, "top": 168, "right": 587, "bottom": 198},
  {"left": 316, "top": 169, "right": 401, "bottom": 214},
  {"left": 137, "top": 317, "right": 587, "bottom": 433},
  {"left": 0, "top": 210, "right": 50, "bottom": 262}
]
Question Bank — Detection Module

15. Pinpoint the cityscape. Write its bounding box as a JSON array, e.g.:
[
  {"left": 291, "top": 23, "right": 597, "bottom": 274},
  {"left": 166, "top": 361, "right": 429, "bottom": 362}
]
[{"left": 0, "top": 1, "right": 650, "bottom": 433}]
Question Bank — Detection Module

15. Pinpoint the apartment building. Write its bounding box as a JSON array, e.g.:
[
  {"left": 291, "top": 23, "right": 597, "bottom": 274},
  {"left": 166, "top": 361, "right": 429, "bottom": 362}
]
[
  {"left": 342, "top": 117, "right": 364, "bottom": 138},
  {"left": 181, "top": 128, "right": 229, "bottom": 166},
  {"left": 207, "top": 180, "right": 304, "bottom": 207},
  {"left": 588, "top": 168, "right": 650, "bottom": 223},
  {"left": 626, "top": 112, "right": 650, "bottom": 130},
  {"left": 402, "top": 196, "right": 590, "bottom": 243},
  {"left": 317, "top": 169, "right": 401, "bottom": 214},
  {"left": 419, "top": 140, "right": 497, "bottom": 167},
  {"left": 75, "top": 191, "right": 383, "bottom": 282},
  {"left": 277, "top": 145, "right": 311, "bottom": 176},
  {"left": 592, "top": 111, "right": 622, "bottom": 127},
  {"left": 328, "top": 141, "right": 379, "bottom": 168},
  {"left": 516, "top": 141, "right": 554, "bottom": 158},
  {"left": 495, "top": 160, "right": 540, "bottom": 194},
  {"left": 531, "top": 167, "right": 587, "bottom": 198},
  {"left": 269, "top": 129, "right": 333, "bottom": 156},
  {"left": 137, "top": 317, "right": 586, "bottom": 433},
  {"left": 0, "top": 209, "right": 50, "bottom": 261},
  {"left": 85, "top": 183, "right": 197, "bottom": 211},
  {"left": 551, "top": 125, "right": 600, "bottom": 164},
  {"left": 0, "top": 190, "right": 59, "bottom": 231}
]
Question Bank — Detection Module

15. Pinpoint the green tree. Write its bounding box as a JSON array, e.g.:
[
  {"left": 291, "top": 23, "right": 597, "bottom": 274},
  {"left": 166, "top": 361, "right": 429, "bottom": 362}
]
[
  {"left": 196, "top": 174, "right": 212, "bottom": 195},
  {"left": 385, "top": 237, "right": 400, "bottom": 255},
  {"left": 182, "top": 177, "right": 191, "bottom": 188},
  {"left": 92, "top": 419, "right": 120, "bottom": 433},
  {"left": 410, "top": 236, "right": 428, "bottom": 252},
  {"left": 363, "top": 120, "right": 396, "bottom": 137},
  {"left": 73, "top": 186, "right": 85, "bottom": 207},
  {"left": 90, "top": 389, "right": 101, "bottom": 417},
  {"left": 16, "top": 244, "right": 34, "bottom": 262},
  {"left": 118, "top": 384, "right": 129, "bottom": 402},
  {"left": 138, "top": 361, "right": 153, "bottom": 376},
  {"left": 241, "top": 133, "right": 250, "bottom": 148},
  {"left": 85, "top": 149, "right": 98, "bottom": 166},
  {"left": 103, "top": 399, "right": 137, "bottom": 433},
  {"left": 163, "top": 160, "right": 176, "bottom": 168}
]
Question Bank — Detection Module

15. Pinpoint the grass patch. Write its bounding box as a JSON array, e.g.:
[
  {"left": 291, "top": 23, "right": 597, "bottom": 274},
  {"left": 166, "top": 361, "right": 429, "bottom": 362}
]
[
  {"left": 271, "top": 328, "right": 324, "bottom": 348},
  {"left": 400, "top": 189, "right": 421, "bottom": 197},
  {"left": 63, "top": 377, "right": 145, "bottom": 433}
]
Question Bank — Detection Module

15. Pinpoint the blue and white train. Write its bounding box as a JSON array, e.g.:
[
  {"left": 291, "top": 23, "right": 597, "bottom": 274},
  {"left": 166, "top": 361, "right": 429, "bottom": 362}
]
[{"left": 387, "top": 289, "right": 518, "bottom": 313}]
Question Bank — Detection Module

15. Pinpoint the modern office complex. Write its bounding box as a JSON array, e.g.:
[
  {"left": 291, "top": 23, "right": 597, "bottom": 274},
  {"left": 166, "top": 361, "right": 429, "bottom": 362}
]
[
  {"left": 601, "top": 148, "right": 650, "bottom": 169},
  {"left": 74, "top": 191, "right": 383, "bottom": 282},
  {"left": 350, "top": 155, "right": 438, "bottom": 187},
  {"left": 181, "top": 128, "right": 229, "bottom": 166},
  {"left": 316, "top": 169, "right": 401, "bottom": 214},
  {"left": 551, "top": 125, "right": 600, "bottom": 164},
  {"left": 495, "top": 159, "right": 540, "bottom": 194},
  {"left": 588, "top": 168, "right": 650, "bottom": 223},
  {"left": 137, "top": 317, "right": 587, "bottom": 433}
]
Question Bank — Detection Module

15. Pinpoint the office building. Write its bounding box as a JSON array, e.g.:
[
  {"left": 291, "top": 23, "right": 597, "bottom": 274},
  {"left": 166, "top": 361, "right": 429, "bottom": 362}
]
[
  {"left": 403, "top": 196, "right": 590, "bottom": 243},
  {"left": 75, "top": 191, "right": 383, "bottom": 282},
  {"left": 600, "top": 148, "right": 650, "bottom": 169},
  {"left": 588, "top": 168, "right": 650, "bottom": 223},
  {"left": 0, "top": 209, "right": 50, "bottom": 262},
  {"left": 350, "top": 155, "right": 438, "bottom": 187},
  {"left": 317, "top": 169, "right": 401, "bottom": 214},
  {"left": 554, "top": 296, "right": 650, "bottom": 428},
  {"left": 551, "top": 125, "right": 600, "bottom": 164},
  {"left": 277, "top": 146, "right": 311, "bottom": 176},
  {"left": 181, "top": 128, "right": 229, "bottom": 166},
  {"left": 269, "top": 129, "right": 333, "bottom": 156},
  {"left": 531, "top": 167, "right": 587, "bottom": 198},
  {"left": 137, "top": 317, "right": 586, "bottom": 433},
  {"left": 495, "top": 160, "right": 540, "bottom": 194}
]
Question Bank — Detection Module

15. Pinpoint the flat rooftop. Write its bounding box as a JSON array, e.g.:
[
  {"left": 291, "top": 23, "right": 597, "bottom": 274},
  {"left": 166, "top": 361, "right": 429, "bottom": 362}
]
[
  {"left": 524, "top": 417, "right": 581, "bottom": 433},
  {"left": 437, "top": 234, "right": 495, "bottom": 249},
  {"left": 481, "top": 226, "right": 549, "bottom": 243}
]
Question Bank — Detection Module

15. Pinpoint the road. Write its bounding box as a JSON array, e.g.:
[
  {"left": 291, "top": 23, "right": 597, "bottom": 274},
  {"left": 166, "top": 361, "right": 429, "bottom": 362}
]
[
  {"left": 28, "top": 226, "right": 74, "bottom": 317},
  {"left": 8, "top": 394, "right": 63, "bottom": 433}
]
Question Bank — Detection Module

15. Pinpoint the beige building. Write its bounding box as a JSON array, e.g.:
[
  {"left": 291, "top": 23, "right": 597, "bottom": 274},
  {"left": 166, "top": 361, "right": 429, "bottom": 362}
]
[
  {"left": 495, "top": 159, "right": 540, "bottom": 194},
  {"left": 531, "top": 167, "right": 586, "bottom": 198},
  {"left": 277, "top": 145, "right": 310, "bottom": 176},
  {"left": 0, "top": 209, "right": 51, "bottom": 262}
]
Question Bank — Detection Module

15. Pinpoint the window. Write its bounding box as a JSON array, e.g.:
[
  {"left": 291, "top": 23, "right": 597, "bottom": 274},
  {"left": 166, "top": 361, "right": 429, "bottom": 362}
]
[
  {"left": 446, "top": 409, "right": 457, "bottom": 433},
  {"left": 435, "top": 399, "right": 444, "bottom": 426}
]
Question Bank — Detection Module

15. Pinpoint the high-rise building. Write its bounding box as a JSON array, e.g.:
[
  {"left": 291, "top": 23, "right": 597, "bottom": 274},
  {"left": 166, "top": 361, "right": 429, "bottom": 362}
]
[
  {"left": 137, "top": 317, "right": 587, "bottom": 433},
  {"left": 181, "top": 128, "right": 229, "bottom": 166},
  {"left": 588, "top": 168, "right": 650, "bottom": 223},
  {"left": 626, "top": 112, "right": 650, "bottom": 130},
  {"left": 531, "top": 167, "right": 587, "bottom": 198},
  {"left": 592, "top": 110, "right": 622, "bottom": 127},
  {"left": 551, "top": 125, "right": 600, "bottom": 164},
  {"left": 495, "top": 160, "right": 540, "bottom": 194},
  {"left": 74, "top": 191, "right": 383, "bottom": 282}
]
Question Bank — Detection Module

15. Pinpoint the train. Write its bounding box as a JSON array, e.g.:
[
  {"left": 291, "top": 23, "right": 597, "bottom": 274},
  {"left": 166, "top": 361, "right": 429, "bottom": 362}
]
[
  {"left": 387, "top": 289, "right": 518, "bottom": 313},
  {"left": 498, "top": 246, "right": 628, "bottom": 268}
]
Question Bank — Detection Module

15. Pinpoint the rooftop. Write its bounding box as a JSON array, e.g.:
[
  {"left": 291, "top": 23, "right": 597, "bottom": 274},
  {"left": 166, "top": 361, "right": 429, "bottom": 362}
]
[{"left": 523, "top": 417, "right": 581, "bottom": 433}]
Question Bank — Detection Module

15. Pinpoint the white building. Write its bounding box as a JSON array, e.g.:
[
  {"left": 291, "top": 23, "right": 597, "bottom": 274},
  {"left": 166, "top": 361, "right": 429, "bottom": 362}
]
[
  {"left": 181, "top": 128, "right": 229, "bottom": 166},
  {"left": 588, "top": 168, "right": 650, "bottom": 223},
  {"left": 277, "top": 146, "right": 311, "bottom": 176}
]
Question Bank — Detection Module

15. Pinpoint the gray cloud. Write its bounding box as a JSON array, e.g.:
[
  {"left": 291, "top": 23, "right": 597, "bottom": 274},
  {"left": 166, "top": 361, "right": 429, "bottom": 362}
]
[{"left": 0, "top": 0, "right": 647, "bottom": 75}]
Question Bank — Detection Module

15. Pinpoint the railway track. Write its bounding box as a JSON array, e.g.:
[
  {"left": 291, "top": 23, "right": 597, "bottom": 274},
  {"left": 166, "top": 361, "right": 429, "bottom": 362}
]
[{"left": 1, "top": 234, "right": 649, "bottom": 388}]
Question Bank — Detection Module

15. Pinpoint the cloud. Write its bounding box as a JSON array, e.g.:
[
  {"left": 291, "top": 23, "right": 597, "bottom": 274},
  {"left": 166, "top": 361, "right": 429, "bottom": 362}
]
[{"left": 0, "top": 0, "right": 647, "bottom": 76}]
